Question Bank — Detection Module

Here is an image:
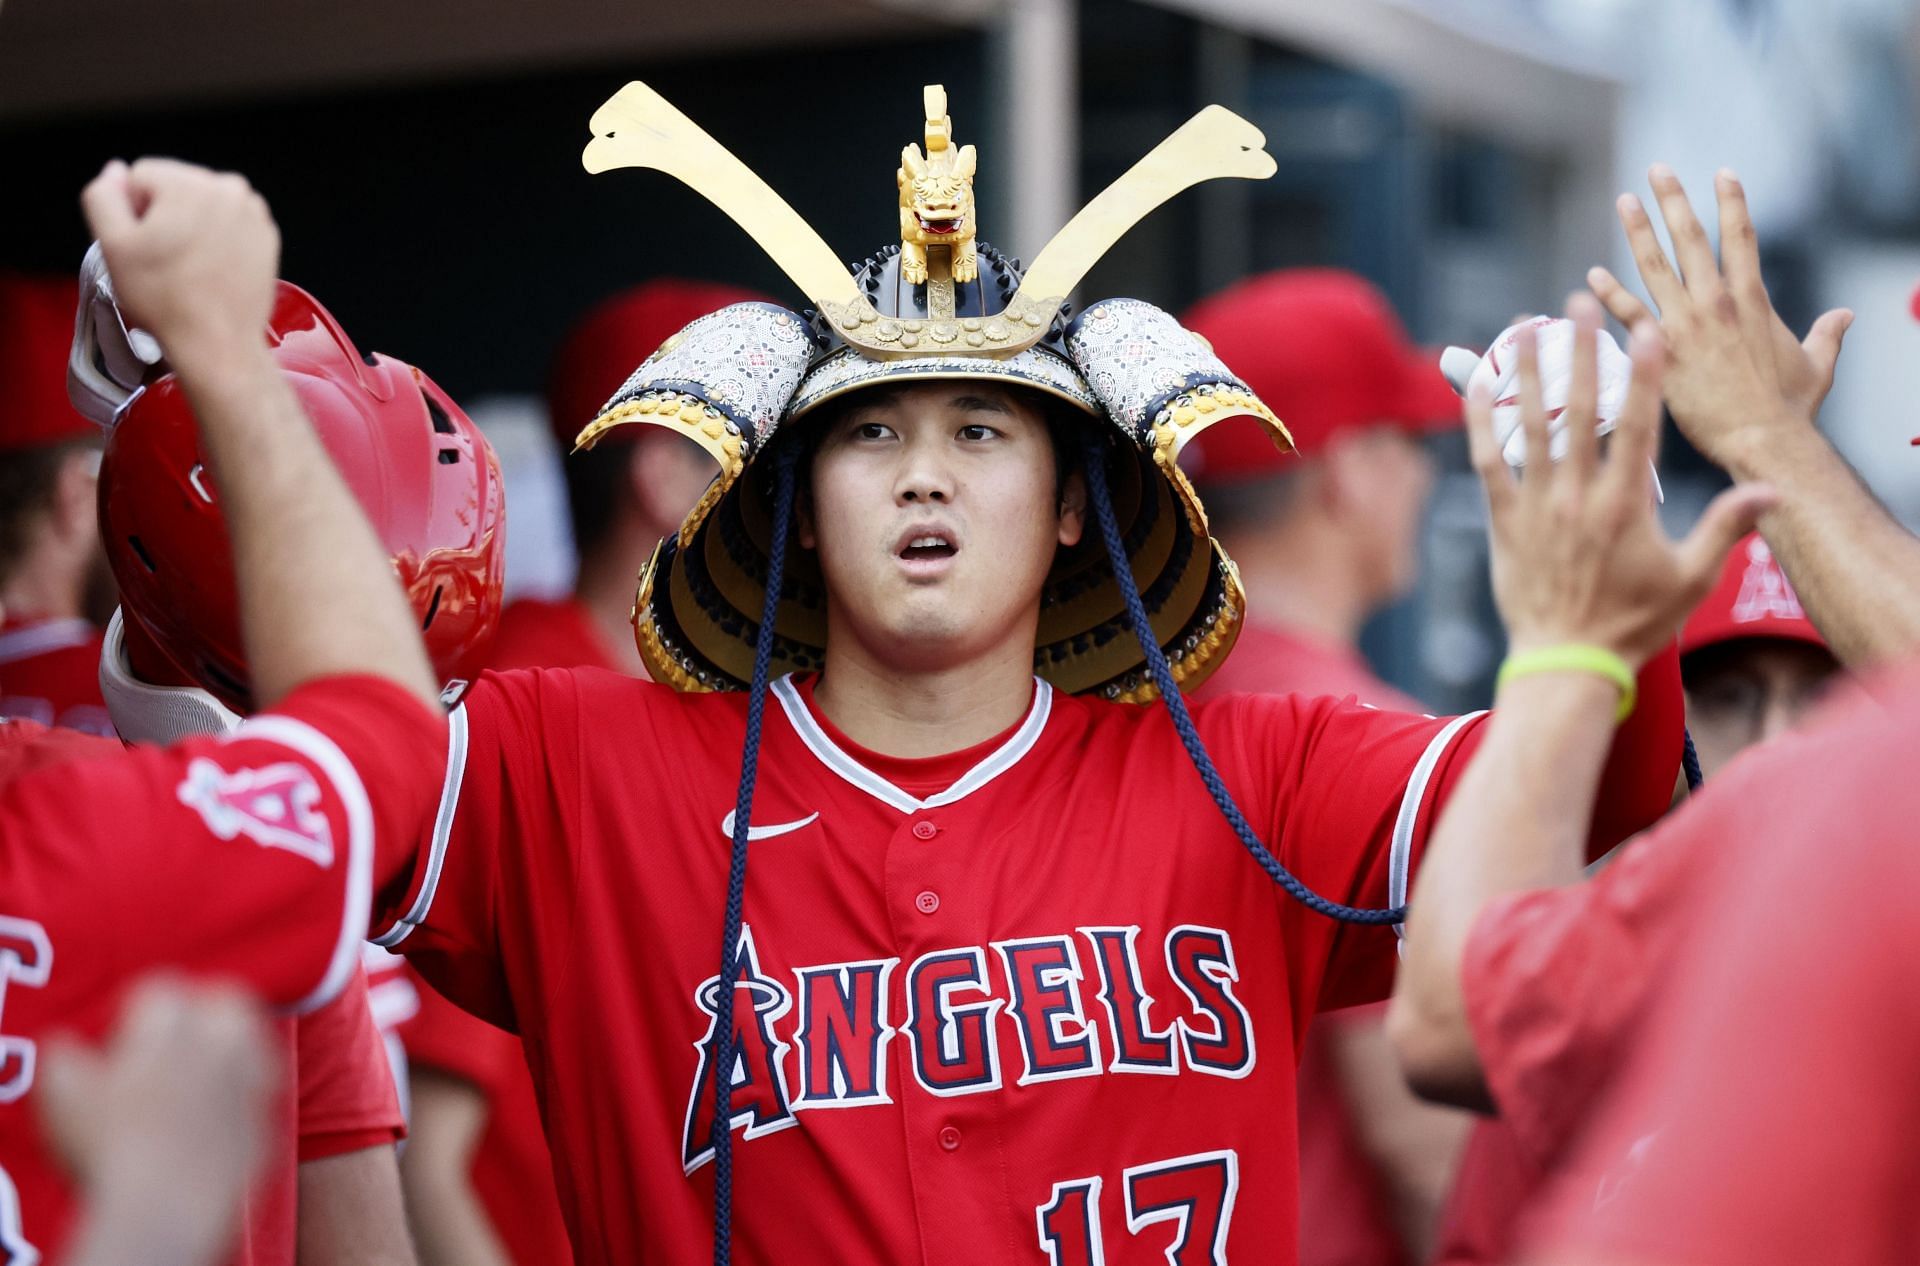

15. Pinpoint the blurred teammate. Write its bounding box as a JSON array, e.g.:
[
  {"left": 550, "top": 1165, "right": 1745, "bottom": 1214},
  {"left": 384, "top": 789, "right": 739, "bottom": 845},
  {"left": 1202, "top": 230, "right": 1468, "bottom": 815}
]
[
  {"left": 1389, "top": 162, "right": 1898, "bottom": 1250},
  {"left": 1181, "top": 270, "right": 1470, "bottom": 1265},
  {"left": 1418, "top": 167, "right": 1920, "bottom": 1266},
  {"left": 1673, "top": 533, "right": 1838, "bottom": 774},
  {"left": 1424, "top": 531, "right": 1839, "bottom": 1265},
  {"left": 0, "top": 274, "right": 114, "bottom": 736},
  {"left": 1182, "top": 270, "right": 1452, "bottom": 709},
  {"left": 0, "top": 157, "right": 452, "bottom": 1264},
  {"left": 1405, "top": 160, "right": 1918, "bottom": 1266}
]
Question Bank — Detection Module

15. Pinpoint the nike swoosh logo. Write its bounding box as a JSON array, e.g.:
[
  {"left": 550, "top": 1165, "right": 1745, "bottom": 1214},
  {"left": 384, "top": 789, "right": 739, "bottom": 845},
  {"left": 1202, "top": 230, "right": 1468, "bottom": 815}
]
[{"left": 720, "top": 810, "right": 820, "bottom": 841}]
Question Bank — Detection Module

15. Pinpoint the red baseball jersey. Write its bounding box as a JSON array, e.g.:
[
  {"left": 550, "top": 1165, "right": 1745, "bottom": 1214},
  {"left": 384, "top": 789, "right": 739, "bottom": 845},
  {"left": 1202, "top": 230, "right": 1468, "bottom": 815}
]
[
  {"left": 0, "top": 616, "right": 114, "bottom": 738},
  {"left": 1531, "top": 677, "right": 1920, "bottom": 1265},
  {"left": 0, "top": 676, "right": 443, "bottom": 1265},
  {"left": 373, "top": 665, "right": 1507, "bottom": 1265},
  {"left": 1196, "top": 620, "right": 1425, "bottom": 1266}
]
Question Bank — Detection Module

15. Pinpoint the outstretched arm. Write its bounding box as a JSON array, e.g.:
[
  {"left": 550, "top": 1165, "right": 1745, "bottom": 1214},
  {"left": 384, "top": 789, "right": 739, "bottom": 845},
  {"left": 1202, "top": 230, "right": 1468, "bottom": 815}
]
[
  {"left": 1589, "top": 165, "right": 1920, "bottom": 669},
  {"left": 80, "top": 158, "right": 438, "bottom": 711},
  {"left": 1387, "top": 296, "right": 1771, "bottom": 1107}
]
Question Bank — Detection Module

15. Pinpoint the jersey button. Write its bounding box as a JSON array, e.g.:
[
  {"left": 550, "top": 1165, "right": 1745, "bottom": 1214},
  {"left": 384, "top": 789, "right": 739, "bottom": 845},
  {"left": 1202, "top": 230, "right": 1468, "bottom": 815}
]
[
  {"left": 938, "top": 1125, "right": 962, "bottom": 1151},
  {"left": 911, "top": 820, "right": 939, "bottom": 840},
  {"left": 914, "top": 890, "right": 941, "bottom": 915}
]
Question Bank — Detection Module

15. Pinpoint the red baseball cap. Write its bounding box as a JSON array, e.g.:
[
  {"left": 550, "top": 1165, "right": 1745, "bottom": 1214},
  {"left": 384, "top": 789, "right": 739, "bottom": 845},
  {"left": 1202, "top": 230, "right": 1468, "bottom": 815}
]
[
  {"left": 1178, "top": 269, "right": 1459, "bottom": 485},
  {"left": 547, "top": 279, "right": 767, "bottom": 451},
  {"left": 0, "top": 273, "right": 97, "bottom": 454},
  {"left": 1680, "top": 534, "right": 1825, "bottom": 657}
]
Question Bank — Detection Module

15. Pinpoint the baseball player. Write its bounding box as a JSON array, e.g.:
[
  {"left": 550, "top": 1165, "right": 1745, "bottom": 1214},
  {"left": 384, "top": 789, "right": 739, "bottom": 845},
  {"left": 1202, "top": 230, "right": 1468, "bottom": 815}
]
[
  {"left": 329, "top": 83, "right": 1720, "bottom": 1266},
  {"left": 74, "top": 183, "right": 506, "bottom": 1266},
  {"left": 77, "top": 264, "right": 503, "bottom": 1266},
  {"left": 1409, "top": 166, "right": 1920, "bottom": 1257},
  {"left": 0, "top": 159, "right": 466, "bottom": 1265},
  {"left": 0, "top": 274, "right": 115, "bottom": 738},
  {"left": 1180, "top": 269, "right": 1472, "bottom": 1266}
]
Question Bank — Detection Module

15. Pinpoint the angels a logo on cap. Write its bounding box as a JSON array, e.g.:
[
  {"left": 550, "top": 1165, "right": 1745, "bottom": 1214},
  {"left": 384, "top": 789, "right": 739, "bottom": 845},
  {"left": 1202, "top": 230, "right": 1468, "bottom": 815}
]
[{"left": 1731, "top": 537, "right": 1806, "bottom": 625}]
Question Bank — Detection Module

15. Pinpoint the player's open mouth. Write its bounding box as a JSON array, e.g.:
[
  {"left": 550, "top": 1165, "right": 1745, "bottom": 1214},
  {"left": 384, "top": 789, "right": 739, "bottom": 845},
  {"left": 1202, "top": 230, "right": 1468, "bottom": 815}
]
[
  {"left": 898, "top": 534, "right": 957, "bottom": 561},
  {"left": 894, "top": 526, "right": 960, "bottom": 577},
  {"left": 917, "top": 215, "right": 964, "bottom": 235}
]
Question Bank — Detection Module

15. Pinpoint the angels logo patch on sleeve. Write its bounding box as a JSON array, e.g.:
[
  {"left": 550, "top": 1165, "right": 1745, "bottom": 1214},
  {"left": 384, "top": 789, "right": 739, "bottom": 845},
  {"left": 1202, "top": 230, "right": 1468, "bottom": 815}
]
[{"left": 176, "top": 758, "right": 334, "bottom": 867}]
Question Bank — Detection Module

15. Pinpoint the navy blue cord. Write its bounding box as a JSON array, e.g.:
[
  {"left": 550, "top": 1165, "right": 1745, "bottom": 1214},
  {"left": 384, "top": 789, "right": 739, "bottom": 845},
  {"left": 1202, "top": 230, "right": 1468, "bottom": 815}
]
[
  {"left": 1681, "top": 727, "right": 1703, "bottom": 792},
  {"left": 1083, "top": 435, "right": 1406, "bottom": 925},
  {"left": 712, "top": 442, "right": 799, "bottom": 1266}
]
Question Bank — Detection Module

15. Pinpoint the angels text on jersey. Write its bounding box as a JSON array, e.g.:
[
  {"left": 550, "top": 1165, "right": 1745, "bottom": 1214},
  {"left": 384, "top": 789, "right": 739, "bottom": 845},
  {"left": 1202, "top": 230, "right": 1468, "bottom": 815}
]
[{"left": 683, "top": 920, "right": 1255, "bottom": 1171}]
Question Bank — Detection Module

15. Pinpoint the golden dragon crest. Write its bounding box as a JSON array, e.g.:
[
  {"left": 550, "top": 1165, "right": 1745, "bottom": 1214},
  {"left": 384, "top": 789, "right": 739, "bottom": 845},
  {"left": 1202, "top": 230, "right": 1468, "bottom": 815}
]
[{"left": 897, "top": 86, "right": 978, "bottom": 286}]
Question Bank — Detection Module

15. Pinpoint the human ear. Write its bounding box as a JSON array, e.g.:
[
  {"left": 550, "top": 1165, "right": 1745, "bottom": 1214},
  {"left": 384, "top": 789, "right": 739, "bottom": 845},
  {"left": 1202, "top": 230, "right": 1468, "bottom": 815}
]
[
  {"left": 1318, "top": 432, "right": 1372, "bottom": 515},
  {"left": 797, "top": 497, "right": 817, "bottom": 550},
  {"left": 1056, "top": 470, "right": 1086, "bottom": 548}
]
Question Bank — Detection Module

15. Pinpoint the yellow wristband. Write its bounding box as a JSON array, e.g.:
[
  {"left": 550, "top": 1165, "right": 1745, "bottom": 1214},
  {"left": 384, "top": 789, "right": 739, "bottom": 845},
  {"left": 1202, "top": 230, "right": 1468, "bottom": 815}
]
[{"left": 1495, "top": 644, "right": 1637, "bottom": 724}]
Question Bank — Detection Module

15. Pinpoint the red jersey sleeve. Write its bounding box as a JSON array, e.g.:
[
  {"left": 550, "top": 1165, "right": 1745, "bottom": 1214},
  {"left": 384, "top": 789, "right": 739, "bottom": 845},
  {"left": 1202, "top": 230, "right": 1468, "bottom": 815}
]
[
  {"left": 371, "top": 668, "right": 590, "bottom": 1033},
  {"left": 1217, "top": 646, "right": 1680, "bottom": 1019},
  {"left": 1459, "top": 827, "right": 1715, "bottom": 1164},
  {"left": 0, "top": 674, "right": 444, "bottom": 1016},
  {"left": 1199, "top": 692, "right": 1489, "bottom": 1015},
  {"left": 294, "top": 964, "right": 407, "bottom": 1161}
]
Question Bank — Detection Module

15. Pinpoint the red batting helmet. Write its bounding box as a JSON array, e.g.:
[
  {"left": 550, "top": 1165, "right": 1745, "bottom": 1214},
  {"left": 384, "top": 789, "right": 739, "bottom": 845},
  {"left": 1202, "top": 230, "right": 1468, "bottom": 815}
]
[{"left": 99, "top": 282, "right": 505, "bottom": 712}]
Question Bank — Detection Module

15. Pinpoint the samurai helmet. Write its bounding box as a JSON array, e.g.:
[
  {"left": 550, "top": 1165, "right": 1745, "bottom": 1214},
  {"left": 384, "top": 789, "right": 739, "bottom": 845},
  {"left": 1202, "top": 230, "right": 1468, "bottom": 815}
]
[{"left": 572, "top": 83, "right": 1293, "bottom": 701}]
